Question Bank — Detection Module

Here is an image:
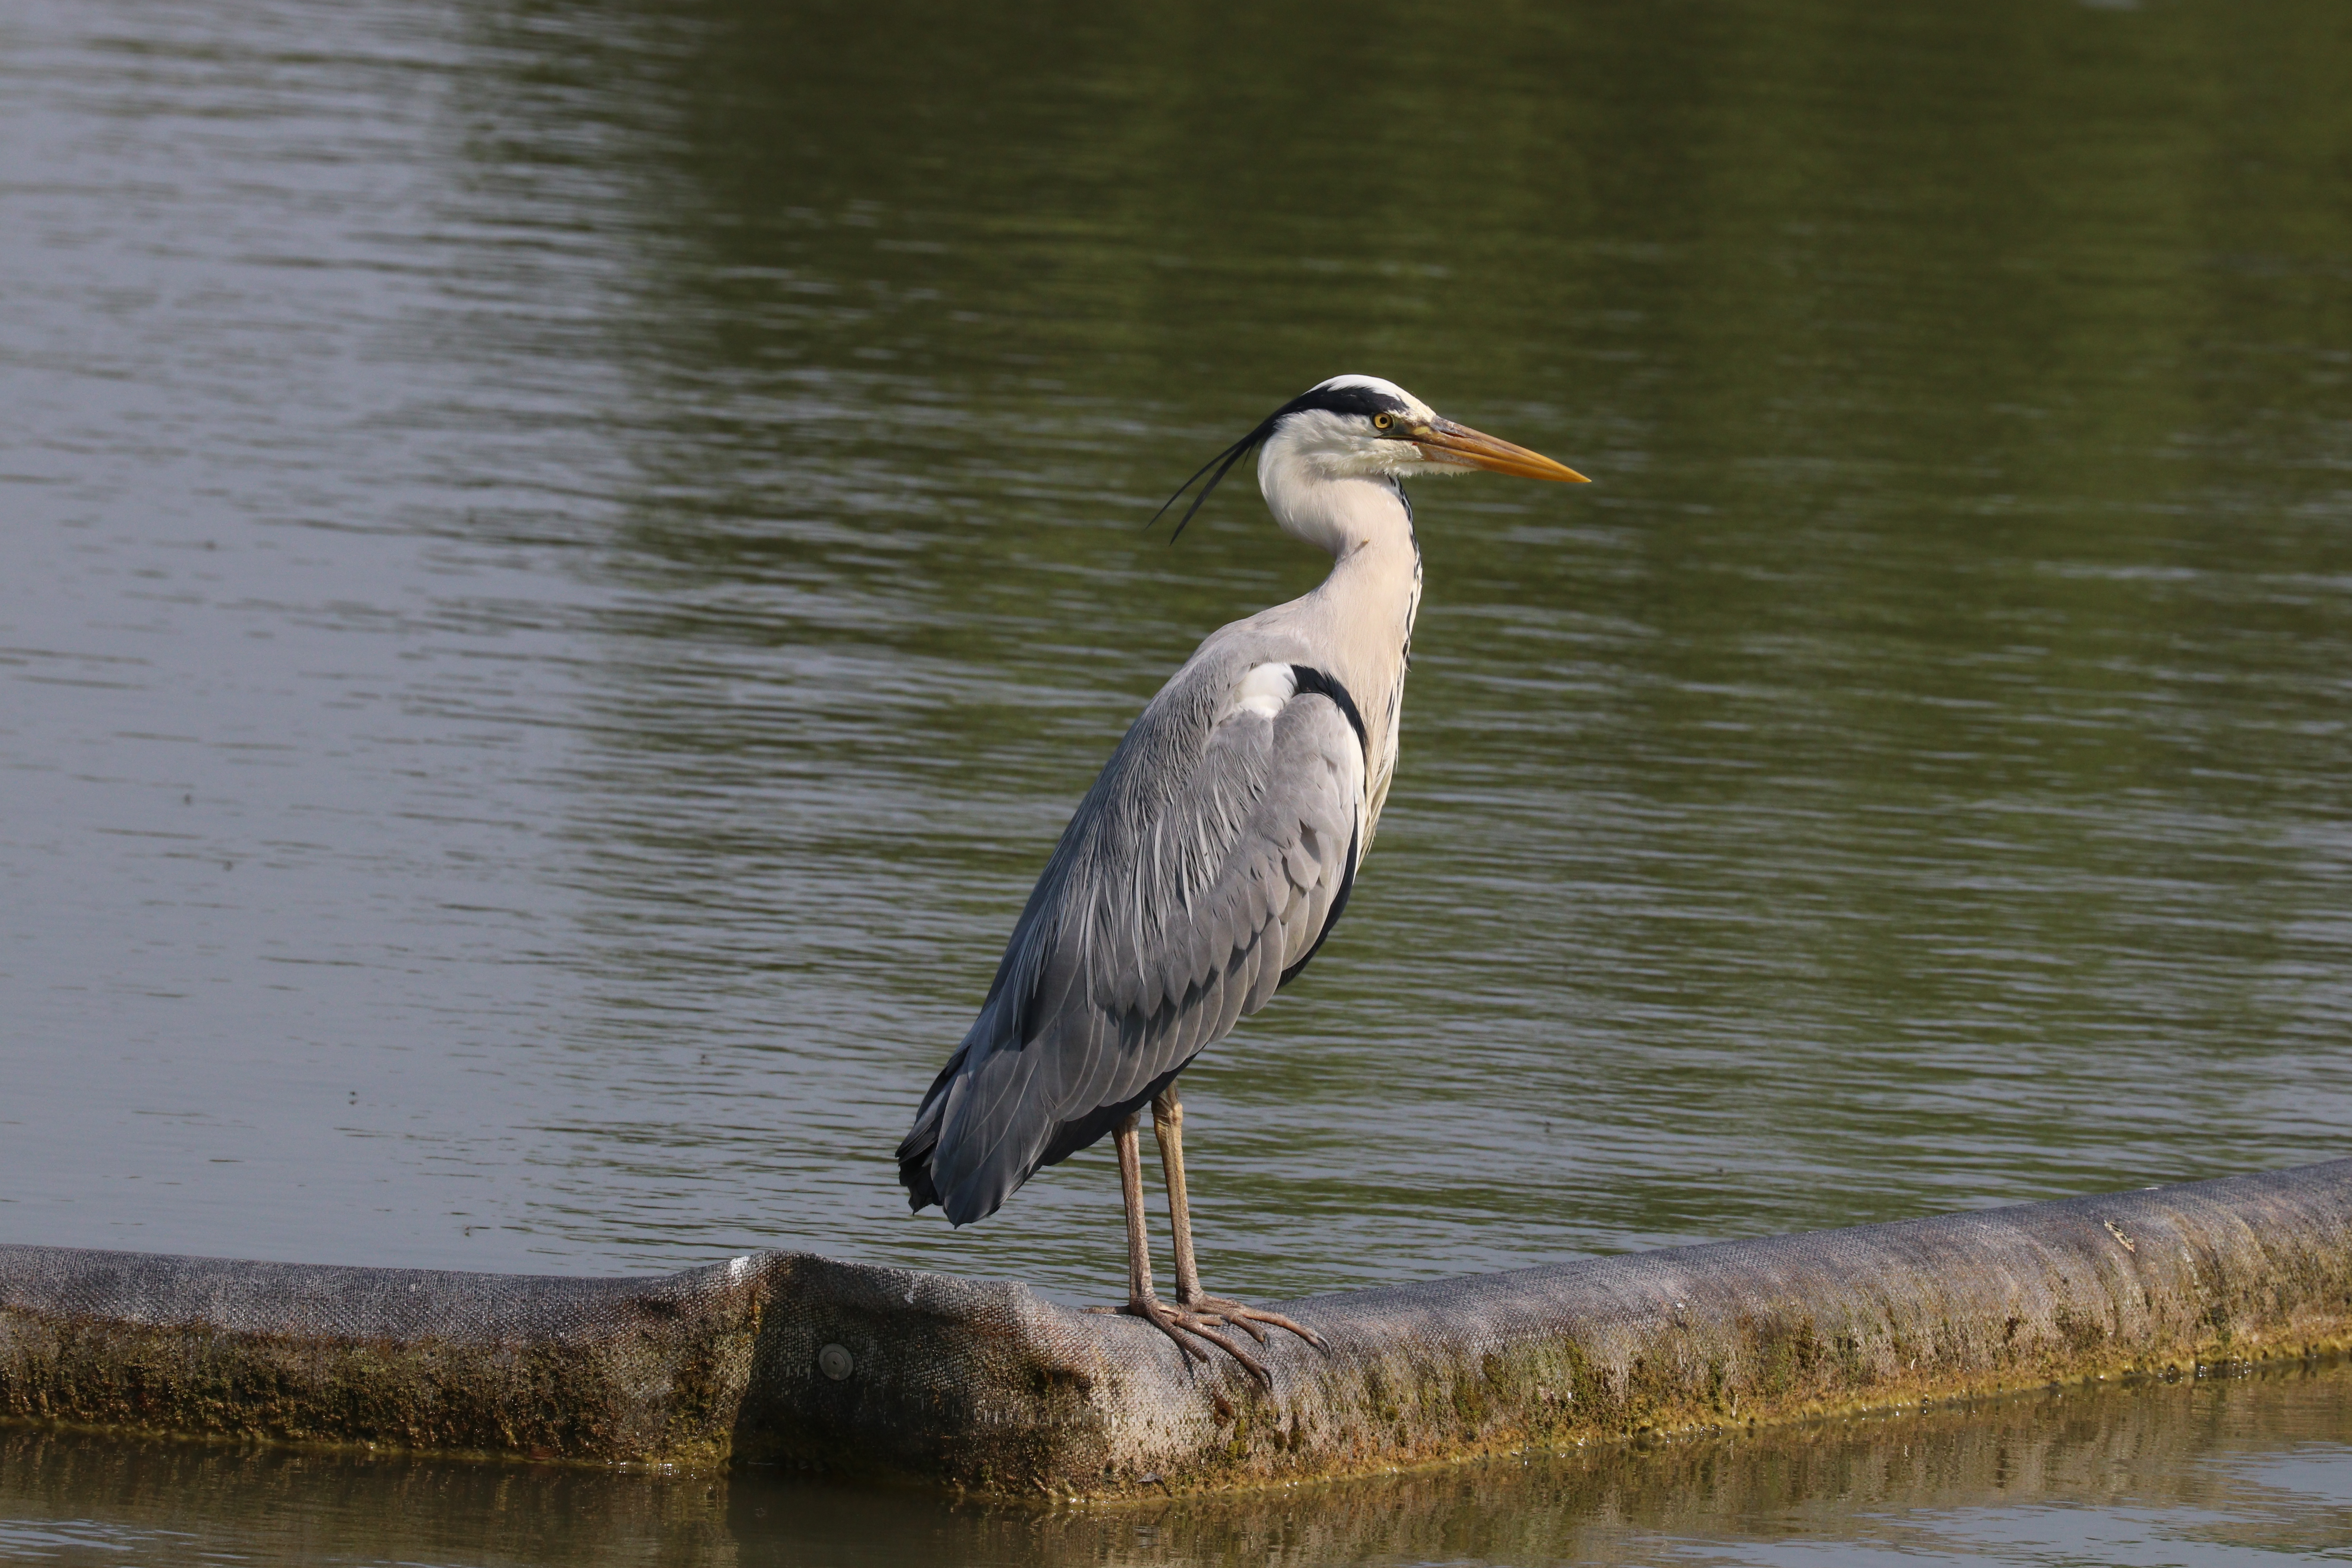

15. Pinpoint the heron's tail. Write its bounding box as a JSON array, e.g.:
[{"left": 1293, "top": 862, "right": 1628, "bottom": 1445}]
[{"left": 894, "top": 1050, "right": 963, "bottom": 1213}]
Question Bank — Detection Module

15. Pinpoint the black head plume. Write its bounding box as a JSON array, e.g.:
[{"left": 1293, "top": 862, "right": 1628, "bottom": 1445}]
[
  {"left": 1147, "top": 415, "right": 1279, "bottom": 544},
  {"left": 1146, "top": 380, "right": 1415, "bottom": 543}
]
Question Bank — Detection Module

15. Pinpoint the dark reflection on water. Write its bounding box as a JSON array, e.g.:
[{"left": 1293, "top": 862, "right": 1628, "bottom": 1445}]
[
  {"left": 5, "top": 1361, "right": 2351, "bottom": 1566},
  {"left": 4, "top": 0, "right": 2350, "bottom": 1308}
]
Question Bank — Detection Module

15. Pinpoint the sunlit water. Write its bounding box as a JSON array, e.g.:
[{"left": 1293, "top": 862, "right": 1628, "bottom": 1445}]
[{"left": 3, "top": 0, "right": 2349, "bottom": 1557}]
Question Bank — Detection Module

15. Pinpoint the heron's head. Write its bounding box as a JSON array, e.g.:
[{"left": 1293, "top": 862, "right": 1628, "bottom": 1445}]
[
  {"left": 1261, "top": 375, "right": 1590, "bottom": 485},
  {"left": 1155, "top": 374, "right": 1587, "bottom": 541}
]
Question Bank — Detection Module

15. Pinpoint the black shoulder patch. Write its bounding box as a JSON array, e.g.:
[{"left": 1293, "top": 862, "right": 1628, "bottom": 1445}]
[{"left": 1288, "top": 664, "right": 1368, "bottom": 754}]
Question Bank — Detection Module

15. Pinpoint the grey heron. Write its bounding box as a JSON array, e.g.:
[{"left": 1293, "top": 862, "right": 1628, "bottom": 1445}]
[{"left": 897, "top": 375, "right": 1588, "bottom": 1379}]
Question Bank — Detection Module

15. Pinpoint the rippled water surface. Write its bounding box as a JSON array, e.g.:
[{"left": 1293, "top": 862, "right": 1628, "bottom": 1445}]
[{"left": 3, "top": 0, "right": 2350, "bottom": 1557}]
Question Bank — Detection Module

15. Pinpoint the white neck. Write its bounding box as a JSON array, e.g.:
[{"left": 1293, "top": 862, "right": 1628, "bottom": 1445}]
[
  {"left": 1256, "top": 446, "right": 1424, "bottom": 846},
  {"left": 1258, "top": 433, "right": 1417, "bottom": 558}
]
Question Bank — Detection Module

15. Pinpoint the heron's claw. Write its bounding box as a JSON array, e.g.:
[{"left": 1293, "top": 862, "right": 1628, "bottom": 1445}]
[
  {"left": 1089, "top": 1291, "right": 1326, "bottom": 1385},
  {"left": 1182, "top": 1294, "right": 1327, "bottom": 1353},
  {"left": 1095, "top": 1295, "right": 1273, "bottom": 1385}
]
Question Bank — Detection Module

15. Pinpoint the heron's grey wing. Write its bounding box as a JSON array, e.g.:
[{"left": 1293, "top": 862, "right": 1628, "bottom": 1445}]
[{"left": 900, "top": 660, "right": 1365, "bottom": 1225}]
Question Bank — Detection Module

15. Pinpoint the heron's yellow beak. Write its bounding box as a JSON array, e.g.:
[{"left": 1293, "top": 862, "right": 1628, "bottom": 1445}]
[{"left": 1408, "top": 419, "right": 1590, "bottom": 483}]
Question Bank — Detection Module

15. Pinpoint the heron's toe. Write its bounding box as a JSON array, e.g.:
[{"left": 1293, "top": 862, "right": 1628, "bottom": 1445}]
[
  {"left": 1109, "top": 1296, "right": 1272, "bottom": 1384},
  {"left": 1185, "top": 1294, "right": 1326, "bottom": 1352}
]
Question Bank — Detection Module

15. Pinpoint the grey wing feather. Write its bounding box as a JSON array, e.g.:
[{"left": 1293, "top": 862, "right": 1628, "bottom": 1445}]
[{"left": 897, "top": 648, "right": 1365, "bottom": 1226}]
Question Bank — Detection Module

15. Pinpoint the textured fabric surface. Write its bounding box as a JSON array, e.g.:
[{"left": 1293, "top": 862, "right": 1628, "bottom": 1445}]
[{"left": 5, "top": 1161, "right": 2349, "bottom": 1495}]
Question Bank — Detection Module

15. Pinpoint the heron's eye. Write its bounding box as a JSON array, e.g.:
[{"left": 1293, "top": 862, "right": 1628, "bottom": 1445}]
[{"left": 1372, "top": 413, "right": 1394, "bottom": 430}]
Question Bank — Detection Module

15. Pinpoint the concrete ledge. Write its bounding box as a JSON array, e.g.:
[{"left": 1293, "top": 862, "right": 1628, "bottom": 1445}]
[{"left": 5, "top": 1160, "right": 2348, "bottom": 1496}]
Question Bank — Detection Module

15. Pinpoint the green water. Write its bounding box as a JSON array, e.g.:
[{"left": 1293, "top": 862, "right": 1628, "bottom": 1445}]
[{"left": 3, "top": 0, "right": 2348, "bottom": 1558}]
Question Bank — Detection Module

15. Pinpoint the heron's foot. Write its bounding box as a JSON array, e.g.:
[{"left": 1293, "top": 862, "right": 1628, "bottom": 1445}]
[
  {"left": 1087, "top": 1295, "right": 1272, "bottom": 1384},
  {"left": 1178, "top": 1293, "right": 1327, "bottom": 1352}
]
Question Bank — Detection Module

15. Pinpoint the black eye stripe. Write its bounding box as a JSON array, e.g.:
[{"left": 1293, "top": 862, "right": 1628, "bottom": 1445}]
[{"left": 1270, "top": 384, "right": 1409, "bottom": 423}]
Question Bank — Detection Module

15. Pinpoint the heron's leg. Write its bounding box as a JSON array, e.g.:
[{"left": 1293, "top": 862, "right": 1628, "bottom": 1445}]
[
  {"left": 1089, "top": 1111, "right": 1270, "bottom": 1383},
  {"left": 1149, "top": 1086, "right": 1326, "bottom": 1352},
  {"left": 1115, "top": 1112, "right": 1155, "bottom": 1306},
  {"left": 1149, "top": 1088, "right": 1202, "bottom": 1303}
]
